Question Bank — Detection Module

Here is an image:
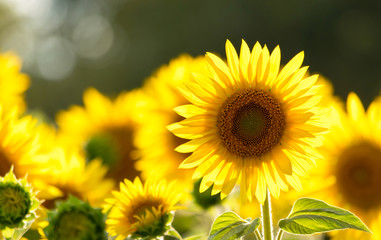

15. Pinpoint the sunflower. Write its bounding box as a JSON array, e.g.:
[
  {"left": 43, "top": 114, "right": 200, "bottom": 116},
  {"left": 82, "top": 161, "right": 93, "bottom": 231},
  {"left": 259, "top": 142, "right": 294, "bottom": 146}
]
[
  {"left": 0, "top": 52, "right": 30, "bottom": 113},
  {"left": 135, "top": 54, "right": 209, "bottom": 188},
  {"left": 0, "top": 167, "right": 41, "bottom": 239},
  {"left": 104, "top": 177, "right": 183, "bottom": 239},
  {"left": 56, "top": 88, "right": 148, "bottom": 183},
  {"left": 168, "top": 40, "right": 328, "bottom": 204},
  {"left": 304, "top": 92, "right": 381, "bottom": 240},
  {"left": 43, "top": 196, "right": 106, "bottom": 240},
  {"left": 36, "top": 147, "right": 114, "bottom": 209},
  {"left": 0, "top": 106, "right": 41, "bottom": 179}
]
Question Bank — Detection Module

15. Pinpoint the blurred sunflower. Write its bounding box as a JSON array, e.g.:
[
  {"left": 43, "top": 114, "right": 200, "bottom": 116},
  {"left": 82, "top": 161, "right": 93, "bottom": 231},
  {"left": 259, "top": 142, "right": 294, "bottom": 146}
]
[
  {"left": 135, "top": 54, "right": 209, "bottom": 189},
  {"left": 0, "top": 52, "right": 29, "bottom": 112},
  {"left": 37, "top": 147, "right": 114, "bottom": 209},
  {"left": 168, "top": 40, "right": 328, "bottom": 204},
  {"left": 0, "top": 52, "right": 30, "bottom": 113},
  {"left": 56, "top": 88, "right": 148, "bottom": 183},
  {"left": 304, "top": 93, "right": 381, "bottom": 240},
  {"left": 105, "top": 177, "right": 183, "bottom": 239},
  {"left": 0, "top": 106, "right": 41, "bottom": 178}
]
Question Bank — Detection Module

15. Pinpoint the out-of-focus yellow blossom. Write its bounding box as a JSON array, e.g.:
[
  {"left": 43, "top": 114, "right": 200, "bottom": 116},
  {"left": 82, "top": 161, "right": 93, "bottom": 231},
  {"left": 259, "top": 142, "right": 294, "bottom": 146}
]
[
  {"left": 0, "top": 106, "right": 42, "bottom": 179},
  {"left": 56, "top": 88, "right": 149, "bottom": 183},
  {"left": 35, "top": 147, "right": 114, "bottom": 209},
  {"left": 0, "top": 52, "right": 30, "bottom": 113},
  {"left": 135, "top": 54, "right": 209, "bottom": 190},
  {"left": 304, "top": 93, "right": 381, "bottom": 239}
]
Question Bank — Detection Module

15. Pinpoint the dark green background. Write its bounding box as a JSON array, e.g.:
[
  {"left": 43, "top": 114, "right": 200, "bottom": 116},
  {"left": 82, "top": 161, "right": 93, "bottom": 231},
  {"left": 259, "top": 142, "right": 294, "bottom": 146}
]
[{"left": 4, "top": 0, "right": 381, "bottom": 118}]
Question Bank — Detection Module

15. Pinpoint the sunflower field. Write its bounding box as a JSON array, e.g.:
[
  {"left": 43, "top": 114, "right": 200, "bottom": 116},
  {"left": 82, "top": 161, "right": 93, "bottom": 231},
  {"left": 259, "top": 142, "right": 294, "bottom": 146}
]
[{"left": 0, "top": 1, "right": 381, "bottom": 240}]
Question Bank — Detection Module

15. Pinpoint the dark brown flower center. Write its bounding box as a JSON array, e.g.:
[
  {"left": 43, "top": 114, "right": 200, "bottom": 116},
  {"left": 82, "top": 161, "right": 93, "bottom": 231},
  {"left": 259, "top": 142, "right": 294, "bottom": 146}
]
[
  {"left": 336, "top": 142, "right": 381, "bottom": 210},
  {"left": 217, "top": 89, "right": 285, "bottom": 158}
]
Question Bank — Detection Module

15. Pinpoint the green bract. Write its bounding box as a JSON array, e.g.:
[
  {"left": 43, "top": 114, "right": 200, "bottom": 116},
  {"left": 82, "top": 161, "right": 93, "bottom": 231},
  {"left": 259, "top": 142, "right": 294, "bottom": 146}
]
[{"left": 44, "top": 196, "right": 106, "bottom": 240}]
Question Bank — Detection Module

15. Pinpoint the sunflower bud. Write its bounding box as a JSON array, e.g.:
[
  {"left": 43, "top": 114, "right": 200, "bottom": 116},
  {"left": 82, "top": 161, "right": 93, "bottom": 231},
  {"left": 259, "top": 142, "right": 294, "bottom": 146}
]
[
  {"left": 43, "top": 196, "right": 106, "bottom": 240},
  {"left": 0, "top": 167, "right": 40, "bottom": 239}
]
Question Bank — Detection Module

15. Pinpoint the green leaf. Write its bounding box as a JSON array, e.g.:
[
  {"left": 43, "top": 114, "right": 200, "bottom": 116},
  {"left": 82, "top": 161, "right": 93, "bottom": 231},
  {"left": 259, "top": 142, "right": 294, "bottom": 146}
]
[
  {"left": 208, "top": 211, "right": 261, "bottom": 240},
  {"left": 278, "top": 198, "right": 371, "bottom": 235}
]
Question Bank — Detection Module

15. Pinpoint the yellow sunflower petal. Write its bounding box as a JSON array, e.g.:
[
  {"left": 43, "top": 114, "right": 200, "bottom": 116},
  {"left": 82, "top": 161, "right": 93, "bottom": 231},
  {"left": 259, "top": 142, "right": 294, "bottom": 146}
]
[
  {"left": 248, "top": 42, "right": 262, "bottom": 83},
  {"left": 226, "top": 40, "right": 240, "bottom": 81},
  {"left": 266, "top": 45, "right": 281, "bottom": 86},
  {"left": 275, "top": 51, "right": 304, "bottom": 85},
  {"left": 347, "top": 92, "right": 366, "bottom": 122},
  {"left": 239, "top": 39, "right": 251, "bottom": 81}
]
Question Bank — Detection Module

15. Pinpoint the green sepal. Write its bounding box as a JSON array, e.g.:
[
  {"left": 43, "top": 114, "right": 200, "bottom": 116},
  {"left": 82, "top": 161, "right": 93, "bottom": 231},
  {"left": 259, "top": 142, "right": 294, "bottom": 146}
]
[
  {"left": 164, "top": 227, "right": 182, "bottom": 240},
  {"left": 208, "top": 212, "right": 261, "bottom": 240},
  {"left": 1, "top": 219, "right": 34, "bottom": 240},
  {"left": 278, "top": 198, "right": 371, "bottom": 235},
  {"left": 164, "top": 235, "right": 181, "bottom": 240}
]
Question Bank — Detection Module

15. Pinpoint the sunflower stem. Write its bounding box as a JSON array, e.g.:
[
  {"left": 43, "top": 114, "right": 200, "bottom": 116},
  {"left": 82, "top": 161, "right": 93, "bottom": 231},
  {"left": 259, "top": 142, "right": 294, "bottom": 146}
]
[
  {"left": 261, "top": 189, "right": 273, "bottom": 240},
  {"left": 254, "top": 229, "right": 263, "bottom": 240},
  {"left": 275, "top": 229, "right": 284, "bottom": 240}
]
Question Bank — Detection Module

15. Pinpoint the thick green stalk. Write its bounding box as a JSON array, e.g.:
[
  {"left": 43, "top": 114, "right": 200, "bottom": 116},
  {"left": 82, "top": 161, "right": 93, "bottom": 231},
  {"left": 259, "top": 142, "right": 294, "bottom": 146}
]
[{"left": 261, "top": 189, "right": 273, "bottom": 240}]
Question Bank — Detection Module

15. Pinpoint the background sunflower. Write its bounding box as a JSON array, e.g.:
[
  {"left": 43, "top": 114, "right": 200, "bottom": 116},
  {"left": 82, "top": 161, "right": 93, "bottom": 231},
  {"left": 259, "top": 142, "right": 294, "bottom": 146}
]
[
  {"left": 301, "top": 93, "right": 381, "bottom": 240},
  {"left": 135, "top": 54, "right": 209, "bottom": 189},
  {"left": 104, "top": 177, "right": 183, "bottom": 239},
  {"left": 0, "top": 52, "right": 29, "bottom": 113},
  {"left": 56, "top": 88, "right": 148, "bottom": 183}
]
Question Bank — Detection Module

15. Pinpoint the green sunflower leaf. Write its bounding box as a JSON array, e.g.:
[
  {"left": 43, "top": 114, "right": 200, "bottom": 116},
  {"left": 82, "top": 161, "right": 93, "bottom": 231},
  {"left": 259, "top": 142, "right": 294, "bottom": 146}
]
[
  {"left": 208, "top": 211, "right": 261, "bottom": 240},
  {"left": 278, "top": 198, "right": 371, "bottom": 235}
]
